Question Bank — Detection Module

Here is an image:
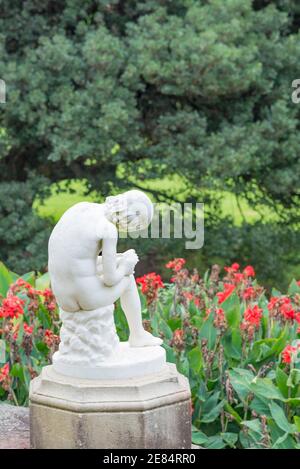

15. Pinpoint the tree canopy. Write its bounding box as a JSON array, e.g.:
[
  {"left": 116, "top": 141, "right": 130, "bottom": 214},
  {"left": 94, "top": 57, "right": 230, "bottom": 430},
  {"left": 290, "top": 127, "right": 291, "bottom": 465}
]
[{"left": 0, "top": 0, "right": 299, "bottom": 286}]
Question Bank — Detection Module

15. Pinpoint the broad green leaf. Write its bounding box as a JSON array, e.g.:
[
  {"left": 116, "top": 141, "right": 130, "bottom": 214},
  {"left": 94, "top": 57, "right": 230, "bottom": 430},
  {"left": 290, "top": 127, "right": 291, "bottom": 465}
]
[
  {"left": 177, "top": 356, "right": 189, "bottom": 377},
  {"left": 249, "top": 328, "right": 289, "bottom": 363},
  {"left": 222, "top": 329, "right": 241, "bottom": 360},
  {"left": 288, "top": 279, "right": 300, "bottom": 295},
  {"left": 249, "top": 396, "right": 272, "bottom": 417},
  {"left": 150, "top": 313, "right": 159, "bottom": 335},
  {"left": 35, "top": 272, "right": 50, "bottom": 291},
  {"left": 202, "top": 391, "right": 220, "bottom": 413},
  {"left": 276, "top": 367, "right": 289, "bottom": 398},
  {"left": 19, "top": 271, "right": 35, "bottom": 286},
  {"left": 192, "top": 430, "right": 209, "bottom": 445},
  {"left": 167, "top": 317, "right": 182, "bottom": 332},
  {"left": 204, "top": 435, "right": 226, "bottom": 449},
  {"left": 269, "top": 421, "right": 296, "bottom": 449},
  {"left": 228, "top": 368, "right": 254, "bottom": 401},
  {"left": 158, "top": 318, "right": 173, "bottom": 340},
  {"left": 222, "top": 292, "right": 241, "bottom": 328},
  {"left": 221, "top": 432, "right": 238, "bottom": 448},
  {"left": 201, "top": 399, "right": 225, "bottom": 423},
  {"left": 10, "top": 363, "right": 23, "bottom": 380},
  {"left": 188, "top": 346, "right": 202, "bottom": 374},
  {"left": 239, "top": 429, "right": 262, "bottom": 449},
  {"left": 0, "top": 262, "right": 14, "bottom": 296},
  {"left": 224, "top": 402, "right": 242, "bottom": 424},
  {"left": 35, "top": 341, "right": 49, "bottom": 355},
  {"left": 250, "top": 377, "right": 285, "bottom": 401},
  {"left": 269, "top": 401, "right": 296, "bottom": 434},
  {"left": 198, "top": 313, "right": 216, "bottom": 349},
  {"left": 242, "top": 419, "right": 262, "bottom": 434},
  {"left": 285, "top": 397, "right": 300, "bottom": 406},
  {"left": 162, "top": 343, "right": 176, "bottom": 364},
  {"left": 287, "top": 368, "right": 300, "bottom": 388},
  {"left": 272, "top": 433, "right": 290, "bottom": 449},
  {"left": 293, "top": 416, "right": 300, "bottom": 432},
  {"left": 37, "top": 306, "right": 51, "bottom": 329}
]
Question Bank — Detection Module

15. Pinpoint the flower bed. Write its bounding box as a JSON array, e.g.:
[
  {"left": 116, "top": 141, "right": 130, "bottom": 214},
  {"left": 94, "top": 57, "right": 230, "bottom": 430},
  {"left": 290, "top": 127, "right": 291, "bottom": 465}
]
[{"left": 0, "top": 260, "right": 300, "bottom": 448}]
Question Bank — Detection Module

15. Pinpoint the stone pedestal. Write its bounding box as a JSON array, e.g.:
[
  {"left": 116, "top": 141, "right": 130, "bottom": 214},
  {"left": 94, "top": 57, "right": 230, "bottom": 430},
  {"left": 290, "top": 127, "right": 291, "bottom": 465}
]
[{"left": 29, "top": 363, "right": 191, "bottom": 449}]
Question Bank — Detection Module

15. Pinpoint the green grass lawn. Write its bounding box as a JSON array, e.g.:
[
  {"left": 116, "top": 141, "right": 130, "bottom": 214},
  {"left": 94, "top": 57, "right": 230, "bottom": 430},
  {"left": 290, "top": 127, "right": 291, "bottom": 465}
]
[
  {"left": 33, "top": 177, "right": 299, "bottom": 286},
  {"left": 34, "top": 177, "right": 279, "bottom": 226}
]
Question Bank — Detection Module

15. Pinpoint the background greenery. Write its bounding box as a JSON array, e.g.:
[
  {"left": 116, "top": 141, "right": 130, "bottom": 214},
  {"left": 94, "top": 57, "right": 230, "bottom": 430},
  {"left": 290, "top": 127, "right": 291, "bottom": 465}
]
[
  {"left": 1, "top": 261, "right": 300, "bottom": 448},
  {"left": 0, "top": 0, "right": 299, "bottom": 288}
]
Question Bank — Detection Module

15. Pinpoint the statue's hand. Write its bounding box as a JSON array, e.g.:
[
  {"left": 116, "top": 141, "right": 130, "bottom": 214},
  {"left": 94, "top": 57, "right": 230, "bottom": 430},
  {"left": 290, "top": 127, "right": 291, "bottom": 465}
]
[{"left": 121, "top": 249, "right": 139, "bottom": 276}]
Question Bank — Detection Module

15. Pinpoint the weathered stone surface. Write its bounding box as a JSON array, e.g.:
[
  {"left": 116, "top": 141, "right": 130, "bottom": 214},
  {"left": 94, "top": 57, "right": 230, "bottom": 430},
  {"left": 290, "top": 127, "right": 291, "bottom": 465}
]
[
  {"left": 30, "top": 363, "right": 192, "bottom": 449},
  {"left": 0, "top": 403, "right": 30, "bottom": 449}
]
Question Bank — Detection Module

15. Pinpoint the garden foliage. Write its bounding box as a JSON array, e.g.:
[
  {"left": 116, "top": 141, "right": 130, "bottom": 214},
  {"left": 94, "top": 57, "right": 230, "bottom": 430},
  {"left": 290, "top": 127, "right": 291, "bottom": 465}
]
[
  {"left": 0, "top": 259, "right": 300, "bottom": 449},
  {"left": 0, "top": 0, "right": 299, "bottom": 284}
]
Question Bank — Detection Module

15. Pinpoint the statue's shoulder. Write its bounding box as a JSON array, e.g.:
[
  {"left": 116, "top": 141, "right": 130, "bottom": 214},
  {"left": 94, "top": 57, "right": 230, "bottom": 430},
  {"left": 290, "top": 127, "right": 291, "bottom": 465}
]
[{"left": 96, "top": 218, "right": 117, "bottom": 240}]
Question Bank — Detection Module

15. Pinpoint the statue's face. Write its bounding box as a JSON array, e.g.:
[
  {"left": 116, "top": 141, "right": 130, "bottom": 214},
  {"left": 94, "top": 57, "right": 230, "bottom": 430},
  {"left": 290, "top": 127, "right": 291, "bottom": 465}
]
[
  {"left": 117, "top": 201, "right": 150, "bottom": 233},
  {"left": 105, "top": 191, "right": 153, "bottom": 233}
]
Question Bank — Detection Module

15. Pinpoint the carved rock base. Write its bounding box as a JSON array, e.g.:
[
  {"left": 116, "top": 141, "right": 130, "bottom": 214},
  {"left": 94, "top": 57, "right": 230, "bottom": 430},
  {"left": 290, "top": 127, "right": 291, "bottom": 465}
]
[
  {"left": 29, "top": 364, "right": 191, "bottom": 449},
  {"left": 53, "top": 305, "right": 120, "bottom": 370},
  {"left": 53, "top": 341, "right": 167, "bottom": 379}
]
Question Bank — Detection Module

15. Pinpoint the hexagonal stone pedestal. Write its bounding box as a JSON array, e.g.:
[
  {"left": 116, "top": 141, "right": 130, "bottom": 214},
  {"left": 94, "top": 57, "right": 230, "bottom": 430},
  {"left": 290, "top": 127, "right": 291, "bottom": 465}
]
[{"left": 29, "top": 364, "right": 191, "bottom": 449}]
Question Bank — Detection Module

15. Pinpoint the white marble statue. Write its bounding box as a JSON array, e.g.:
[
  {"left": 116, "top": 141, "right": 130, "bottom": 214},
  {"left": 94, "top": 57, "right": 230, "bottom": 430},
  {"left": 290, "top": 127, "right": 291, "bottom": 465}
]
[{"left": 48, "top": 190, "right": 165, "bottom": 379}]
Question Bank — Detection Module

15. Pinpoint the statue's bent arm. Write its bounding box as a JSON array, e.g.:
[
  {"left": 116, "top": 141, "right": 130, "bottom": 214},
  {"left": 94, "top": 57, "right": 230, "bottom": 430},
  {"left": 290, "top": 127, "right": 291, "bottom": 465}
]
[{"left": 101, "top": 226, "right": 126, "bottom": 287}]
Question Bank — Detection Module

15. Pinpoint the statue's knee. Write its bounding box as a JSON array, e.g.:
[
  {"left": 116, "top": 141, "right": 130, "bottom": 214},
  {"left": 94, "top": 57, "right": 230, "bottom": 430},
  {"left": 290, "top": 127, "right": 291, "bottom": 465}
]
[{"left": 123, "top": 275, "right": 135, "bottom": 292}]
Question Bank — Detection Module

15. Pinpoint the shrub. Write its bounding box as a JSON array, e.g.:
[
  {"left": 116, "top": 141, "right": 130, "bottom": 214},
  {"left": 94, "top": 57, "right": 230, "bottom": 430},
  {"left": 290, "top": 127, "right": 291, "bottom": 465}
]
[
  {"left": 1, "top": 0, "right": 299, "bottom": 280},
  {"left": 116, "top": 259, "right": 300, "bottom": 449},
  {"left": 0, "top": 263, "right": 59, "bottom": 405},
  {"left": 0, "top": 259, "right": 300, "bottom": 448}
]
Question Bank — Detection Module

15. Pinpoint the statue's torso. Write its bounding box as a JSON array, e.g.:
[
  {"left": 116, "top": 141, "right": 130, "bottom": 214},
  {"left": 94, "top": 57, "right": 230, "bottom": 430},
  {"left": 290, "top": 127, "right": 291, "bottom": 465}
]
[{"left": 48, "top": 202, "right": 107, "bottom": 308}]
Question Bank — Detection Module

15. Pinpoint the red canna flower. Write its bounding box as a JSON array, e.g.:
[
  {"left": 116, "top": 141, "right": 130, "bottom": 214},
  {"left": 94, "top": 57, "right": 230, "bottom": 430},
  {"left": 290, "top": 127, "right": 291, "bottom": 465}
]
[
  {"left": 136, "top": 272, "right": 164, "bottom": 305},
  {"left": 224, "top": 263, "right": 240, "bottom": 273},
  {"left": 268, "top": 296, "right": 280, "bottom": 311},
  {"left": 243, "top": 305, "right": 263, "bottom": 327},
  {"left": 0, "top": 363, "right": 10, "bottom": 391},
  {"left": 193, "top": 297, "right": 200, "bottom": 307},
  {"left": 243, "top": 286, "right": 255, "bottom": 300},
  {"left": 165, "top": 258, "right": 186, "bottom": 272},
  {"left": 240, "top": 305, "right": 263, "bottom": 341},
  {"left": 217, "top": 283, "right": 235, "bottom": 304},
  {"left": 182, "top": 291, "right": 194, "bottom": 301},
  {"left": 213, "top": 308, "right": 227, "bottom": 331},
  {"left": 0, "top": 363, "right": 9, "bottom": 380},
  {"left": 233, "top": 273, "right": 244, "bottom": 284},
  {"left": 9, "top": 278, "right": 41, "bottom": 297},
  {"left": 15, "top": 278, "right": 32, "bottom": 289},
  {"left": 243, "top": 266, "right": 255, "bottom": 278},
  {"left": 43, "top": 288, "right": 54, "bottom": 301},
  {"left": 171, "top": 329, "right": 185, "bottom": 351},
  {"left": 44, "top": 329, "right": 60, "bottom": 348},
  {"left": 42, "top": 288, "right": 57, "bottom": 312},
  {"left": 24, "top": 323, "right": 33, "bottom": 335},
  {"left": 280, "top": 303, "right": 295, "bottom": 321},
  {"left": 267, "top": 296, "right": 296, "bottom": 323},
  {"left": 0, "top": 295, "right": 25, "bottom": 319},
  {"left": 282, "top": 344, "right": 298, "bottom": 364}
]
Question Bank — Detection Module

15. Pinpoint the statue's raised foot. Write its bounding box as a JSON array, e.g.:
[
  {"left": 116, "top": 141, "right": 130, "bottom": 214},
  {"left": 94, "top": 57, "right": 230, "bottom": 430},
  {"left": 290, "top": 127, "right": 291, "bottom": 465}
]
[{"left": 129, "top": 330, "right": 163, "bottom": 347}]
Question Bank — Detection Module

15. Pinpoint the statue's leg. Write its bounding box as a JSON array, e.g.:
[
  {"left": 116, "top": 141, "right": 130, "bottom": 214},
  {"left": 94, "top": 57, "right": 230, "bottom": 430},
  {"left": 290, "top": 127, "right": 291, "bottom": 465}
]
[
  {"left": 120, "top": 276, "right": 163, "bottom": 347},
  {"left": 71, "top": 275, "right": 162, "bottom": 347}
]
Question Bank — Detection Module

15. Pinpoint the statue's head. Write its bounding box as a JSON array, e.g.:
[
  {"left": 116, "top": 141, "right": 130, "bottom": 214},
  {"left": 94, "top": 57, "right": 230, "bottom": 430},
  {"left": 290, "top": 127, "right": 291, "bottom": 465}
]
[{"left": 104, "top": 190, "right": 153, "bottom": 233}]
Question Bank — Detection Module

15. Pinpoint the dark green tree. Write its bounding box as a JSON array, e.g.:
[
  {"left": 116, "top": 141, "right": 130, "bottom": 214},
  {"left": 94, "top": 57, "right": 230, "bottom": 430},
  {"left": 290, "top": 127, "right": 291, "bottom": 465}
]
[{"left": 0, "top": 0, "right": 299, "bottom": 285}]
